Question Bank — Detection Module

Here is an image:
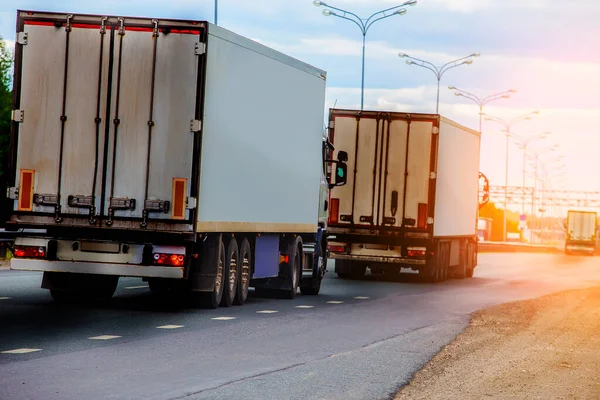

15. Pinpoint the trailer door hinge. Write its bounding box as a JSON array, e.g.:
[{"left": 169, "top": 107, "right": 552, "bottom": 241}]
[
  {"left": 427, "top": 217, "right": 434, "bottom": 225},
  {"left": 190, "top": 119, "right": 202, "bottom": 132},
  {"left": 16, "top": 32, "right": 28, "bottom": 45},
  {"left": 328, "top": 121, "right": 335, "bottom": 129},
  {"left": 7, "top": 187, "right": 18, "bottom": 200},
  {"left": 12, "top": 110, "right": 24, "bottom": 123},
  {"left": 432, "top": 127, "right": 439, "bottom": 135},
  {"left": 194, "top": 42, "right": 206, "bottom": 55},
  {"left": 429, "top": 171, "right": 437, "bottom": 179},
  {"left": 186, "top": 197, "right": 197, "bottom": 210}
]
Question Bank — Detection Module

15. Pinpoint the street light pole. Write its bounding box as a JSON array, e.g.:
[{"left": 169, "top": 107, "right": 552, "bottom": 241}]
[
  {"left": 215, "top": 0, "right": 218, "bottom": 25},
  {"left": 484, "top": 111, "right": 539, "bottom": 241},
  {"left": 314, "top": 0, "right": 417, "bottom": 110},
  {"left": 448, "top": 87, "right": 516, "bottom": 134},
  {"left": 398, "top": 53, "right": 481, "bottom": 113}
]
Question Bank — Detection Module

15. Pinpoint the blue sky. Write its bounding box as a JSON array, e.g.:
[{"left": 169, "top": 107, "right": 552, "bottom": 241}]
[{"left": 1, "top": 0, "right": 600, "bottom": 205}]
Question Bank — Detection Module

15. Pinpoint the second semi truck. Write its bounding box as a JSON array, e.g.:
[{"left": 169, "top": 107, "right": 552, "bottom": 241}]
[
  {"left": 326, "top": 109, "right": 482, "bottom": 282},
  {"left": 564, "top": 210, "right": 597, "bottom": 255},
  {"left": 2, "top": 11, "right": 348, "bottom": 307}
]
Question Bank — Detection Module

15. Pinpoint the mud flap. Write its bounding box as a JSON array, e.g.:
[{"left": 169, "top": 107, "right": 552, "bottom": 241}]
[{"left": 190, "top": 234, "right": 221, "bottom": 292}]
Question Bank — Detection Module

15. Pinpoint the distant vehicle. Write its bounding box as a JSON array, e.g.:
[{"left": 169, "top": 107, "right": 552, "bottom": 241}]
[
  {"left": 477, "top": 217, "right": 493, "bottom": 241},
  {"left": 1, "top": 10, "right": 348, "bottom": 305},
  {"left": 564, "top": 210, "right": 597, "bottom": 255},
  {"left": 325, "top": 109, "right": 483, "bottom": 282}
]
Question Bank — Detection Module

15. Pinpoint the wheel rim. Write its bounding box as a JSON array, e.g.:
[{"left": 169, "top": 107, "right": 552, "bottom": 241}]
[
  {"left": 215, "top": 256, "right": 223, "bottom": 293},
  {"left": 241, "top": 251, "right": 250, "bottom": 291},
  {"left": 228, "top": 254, "right": 237, "bottom": 293}
]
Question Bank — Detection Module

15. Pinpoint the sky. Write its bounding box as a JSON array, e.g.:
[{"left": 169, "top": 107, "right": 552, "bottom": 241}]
[{"left": 1, "top": 0, "right": 600, "bottom": 212}]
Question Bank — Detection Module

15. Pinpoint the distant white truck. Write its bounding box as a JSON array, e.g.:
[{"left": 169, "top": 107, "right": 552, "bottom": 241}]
[
  {"left": 1, "top": 10, "right": 348, "bottom": 306},
  {"left": 325, "top": 109, "right": 483, "bottom": 282},
  {"left": 564, "top": 210, "right": 597, "bottom": 255}
]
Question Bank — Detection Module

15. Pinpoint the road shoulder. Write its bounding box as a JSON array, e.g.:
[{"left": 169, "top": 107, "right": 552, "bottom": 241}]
[{"left": 395, "top": 286, "right": 600, "bottom": 400}]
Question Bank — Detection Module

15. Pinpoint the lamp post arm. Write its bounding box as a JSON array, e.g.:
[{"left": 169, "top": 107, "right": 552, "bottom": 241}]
[
  {"left": 328, "top": 12, "right": 366, "bottom": 32},
  {"left": 365, "top": 12, "right": 400, "bottom": 32}
]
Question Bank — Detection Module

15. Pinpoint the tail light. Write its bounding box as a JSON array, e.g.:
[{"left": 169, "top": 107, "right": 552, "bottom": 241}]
[
  {"left": 407, "top": 247, "right": 426, "bottom": 257},
  {"left": 327, "top": 243, "right": 346, "bottom": 253},
  {"left": 329, "top": 198, "right": 340, "bottom": 224},
  {"left": 13, "top": 245, "right": 46, "bottom": 259},
  {"left": 153, "top": 253, "right": 185, "bottom": 266}
]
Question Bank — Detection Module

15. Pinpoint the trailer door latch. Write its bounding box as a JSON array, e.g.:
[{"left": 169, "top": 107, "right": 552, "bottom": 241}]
[
  {"left": 194, "top": 42, "right": 206, "bottom": 55},
  {"left": 6, "top": 187, "right": 18, "bottom": 200}
]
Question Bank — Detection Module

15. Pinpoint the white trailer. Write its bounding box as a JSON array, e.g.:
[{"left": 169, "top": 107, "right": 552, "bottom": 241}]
[
  {"left": 565, "top": 210, "right": 597, "bottom": 255},
  {"left": 1, "top": 10, "right": 348, "bottom": 306},
  {"left": 326, "top": 109, "right": 481, "bottom": 281}
]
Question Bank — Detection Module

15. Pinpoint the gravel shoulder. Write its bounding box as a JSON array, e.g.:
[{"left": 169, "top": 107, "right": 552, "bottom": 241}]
[{"left": 395, "top": 286, "right": 600, "bottom": 400}]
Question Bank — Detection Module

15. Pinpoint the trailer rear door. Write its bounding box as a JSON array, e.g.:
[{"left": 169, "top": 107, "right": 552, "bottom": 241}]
[
  {"left": 9, "top": 12, "right": 204, "bottom": 232},
  {"left": 328, "top": 110, "right": 437, "bottom": 232}
]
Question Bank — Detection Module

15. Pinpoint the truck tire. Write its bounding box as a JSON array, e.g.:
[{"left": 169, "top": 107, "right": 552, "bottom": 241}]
[
  {"left": 199, "top": 236, "right": 226, "bottom": 309},
  {"left": 466, "top": 243, "right": 475, "bottom": 278},
  {"left": 233, "top": 237, "right": 251, "bottom": 305},
  {"left": 279, "top": 237, "right": 302, "bottom": 300},
  {"left": 220, "top": 237, "right": 239, "bottom": 308}
]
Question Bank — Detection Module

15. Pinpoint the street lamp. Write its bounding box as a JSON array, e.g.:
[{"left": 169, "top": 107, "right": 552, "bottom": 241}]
[
  {"left": 527, "top": 143, "right": 559, "bottom": 243},
  {"left": 398, "top": 52, "right": 480, "bottom": 113},
  {"left": 513, "top": 132, "right": 550, "bottom": 215},
  {"left": 484, "top": 111, "right": 539, "bottom": 241},
  {"left": 314, "top": 0, "right": 417, "bottom": 110},
  {"left": 448, "top": 87, "right": 516, "bottom": 134}
]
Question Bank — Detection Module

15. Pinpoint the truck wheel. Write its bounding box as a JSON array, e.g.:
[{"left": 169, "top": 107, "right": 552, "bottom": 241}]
[
  {"left": 233, "top": 237, "right": 251, "bottom": 305},
  {"left": 454, "top": 241, "right": 467, "bottom": 279},
  {"left": 466, "top": 243, "right": 475, "bottom": 278},
  {"left": 300, "top": 278, "right": 321, "bottom": 296},
  {"left": 199, "top": 236, "right": 226, "bottom": 309},
  {"left": 280, "top": 238, "right": 301, "bottom": 300},
  {"left": 220, "top": 238, "right": 239, "bottom": 308}
]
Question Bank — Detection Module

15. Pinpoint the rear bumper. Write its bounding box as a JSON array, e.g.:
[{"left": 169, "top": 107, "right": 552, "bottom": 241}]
[
  {"left": 10, "top": 259, "right": 184, "bottom": 279},
  {"left": 328, "top": 253, "right": 426, "bottom": 265}
]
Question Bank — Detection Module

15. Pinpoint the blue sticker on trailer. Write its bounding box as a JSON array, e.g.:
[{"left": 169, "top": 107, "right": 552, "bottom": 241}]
[{"left": 253, "top": 235, "right": 280, "bottom": 279}]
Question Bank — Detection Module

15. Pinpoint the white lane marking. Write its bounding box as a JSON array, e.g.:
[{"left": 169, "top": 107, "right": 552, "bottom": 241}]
[
  {"left": 295, "top": 305, "right": 314, "bottom": 309},
  {"left": 327, "top": 301, "right": 344, "bottom": 304},
  {"left": 125, "top": 285, "right": 149, "bottom": 290},
  {"left": 1, "top": 348, "right": 42, "bottom": 354},
  {"left": 0, "top": 297, "right": 12, "bottom": 300},
  {"left": 156, "top": 325, "right": 184, "bottom": 329},
  {"left": 88, "top": 335, "right": 121, "bottom": 340},
  {"left": 211, "top": 317, "right": 236, "bottom": 321},
  {"left": 256, "top": 310, "right": 279, "bottom": 314},
  {"left": 354, "top": 296, "right": 370, "bottom": 300}
]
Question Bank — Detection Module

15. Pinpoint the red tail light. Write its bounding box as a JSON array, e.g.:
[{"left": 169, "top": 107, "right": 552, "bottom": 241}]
[
  {"left": 13, "top": 245, "right": 46, "bottom": 259},
  {"left": 153, "top": 253, "right": 185, "bottom": 266},
  {"left": 329, "top": 198, "right": 340, "bottom": 224},
  {"left": 327, "top": 244, "right": 346, "bottom": 253},
  {"left": 407, "top": 247, "right": 427, "bottom": 257}
]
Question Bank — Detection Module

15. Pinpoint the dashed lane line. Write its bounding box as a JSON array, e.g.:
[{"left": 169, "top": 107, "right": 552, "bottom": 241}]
[
  {"left": 2, "top": 348, "right": 42, "bottom": 354},
  {"left": 295, "top": 305, "right": 314, "bottom": 309},
  {"left": 256, "top": 310, "right": 279, "bottom": 314},
  {"left": 354, "top": 296, "right": 370, "bottom": 300},
  {"left": 327, "top": 301, "right": 344, "bottom": 304},
  {"left": 124, "top": 285, "right": 149, "bottom": 290},
  {"left": 88, "top": 335, "right": 122, "bottom": 340},
  {"left": 0, "top": 297, "right": 11, "bottom": 300},
  {"left": 157, "top": 325, "right": 184, "bottom": 329},
  {"left": 211, "top": 317, "right": 236, "bottom": 321}
]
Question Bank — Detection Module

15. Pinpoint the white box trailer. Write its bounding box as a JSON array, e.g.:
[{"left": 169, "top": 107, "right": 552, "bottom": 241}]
[
  {"left": 326, "top": 109, "right": 481, "bottom": 281},
  {"left": 1, "top": 10, "right": 348, "bottom": 306},
  {"left": 565, "top": 210, "right": 597, "bottom": 255}
]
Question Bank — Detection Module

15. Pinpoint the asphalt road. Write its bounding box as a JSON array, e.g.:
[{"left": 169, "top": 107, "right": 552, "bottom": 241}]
[{"left": 1, "top": 253, "right": 599, "bottom": 400}]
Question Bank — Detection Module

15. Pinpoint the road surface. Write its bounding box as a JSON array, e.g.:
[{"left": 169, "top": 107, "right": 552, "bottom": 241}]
[{"left": 0, "top": 253, "right": 599, "bottom": 400}]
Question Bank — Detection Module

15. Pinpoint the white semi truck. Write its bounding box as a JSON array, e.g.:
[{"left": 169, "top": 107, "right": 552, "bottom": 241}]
[
  {"left": 1, "top": 10, "right": 348, "bottom": 307},
  {"left": 325, "top": 109, "right": 482, "bottom": 282},
  {"left": 564, "top": 210, "right": 597, "bottom": 255}
]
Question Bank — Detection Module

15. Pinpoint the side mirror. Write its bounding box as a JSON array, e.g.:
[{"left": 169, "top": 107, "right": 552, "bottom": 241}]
[{"left": 334, "top": 162, "right": 347, "bottom": 186}]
